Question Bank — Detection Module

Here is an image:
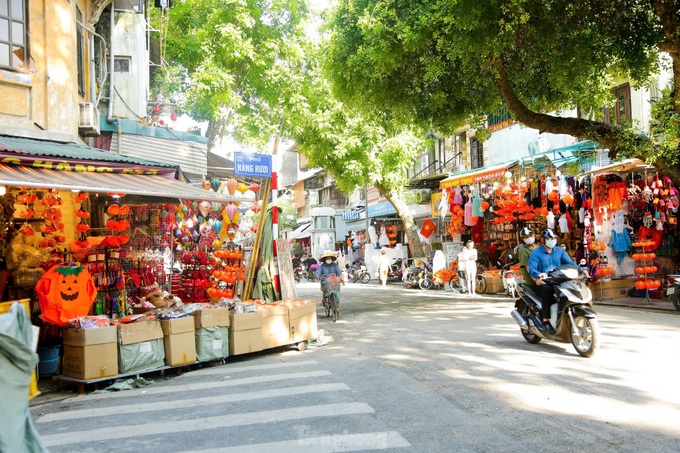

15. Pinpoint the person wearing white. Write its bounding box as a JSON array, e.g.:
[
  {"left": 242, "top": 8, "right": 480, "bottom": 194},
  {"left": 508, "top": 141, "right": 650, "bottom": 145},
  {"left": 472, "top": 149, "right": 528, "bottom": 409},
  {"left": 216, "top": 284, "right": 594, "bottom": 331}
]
[
  {"left": 462, "top": 240, "right": 478, "bottom": 295},
  {"left": 377, "top": 249, "right": 391, "bottom": 287}
]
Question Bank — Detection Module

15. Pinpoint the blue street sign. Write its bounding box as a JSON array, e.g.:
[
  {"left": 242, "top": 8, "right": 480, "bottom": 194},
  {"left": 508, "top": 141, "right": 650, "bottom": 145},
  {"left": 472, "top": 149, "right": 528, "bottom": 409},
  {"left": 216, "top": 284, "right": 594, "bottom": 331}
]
[{"left": 234, "top": 152, "right": 272, "bottom": 178}]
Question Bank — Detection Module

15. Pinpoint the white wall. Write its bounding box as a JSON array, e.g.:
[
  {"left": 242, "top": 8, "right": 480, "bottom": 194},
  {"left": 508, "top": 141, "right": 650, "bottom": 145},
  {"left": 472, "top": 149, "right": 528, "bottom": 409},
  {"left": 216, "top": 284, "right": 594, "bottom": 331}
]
[{"left": 112, "top": 9, "right": 148, "bottom": 119}]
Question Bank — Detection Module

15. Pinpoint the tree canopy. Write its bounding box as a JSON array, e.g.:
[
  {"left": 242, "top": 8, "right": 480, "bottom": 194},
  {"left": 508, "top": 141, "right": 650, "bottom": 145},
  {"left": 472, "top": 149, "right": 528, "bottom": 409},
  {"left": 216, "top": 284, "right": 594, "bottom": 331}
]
[
  {"left": 324, "top": 0, "right": 680, "bottom": 177},
  {"left": 151, "top": 0, "right": 310, "bottom": 148}
]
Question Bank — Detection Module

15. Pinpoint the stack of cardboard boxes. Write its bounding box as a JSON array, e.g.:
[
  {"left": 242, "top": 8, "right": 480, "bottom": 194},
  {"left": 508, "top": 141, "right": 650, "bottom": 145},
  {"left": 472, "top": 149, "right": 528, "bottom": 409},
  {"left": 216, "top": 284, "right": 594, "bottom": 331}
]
[{"left": 60, "top": 300, "right": 318, "bottom": 382}]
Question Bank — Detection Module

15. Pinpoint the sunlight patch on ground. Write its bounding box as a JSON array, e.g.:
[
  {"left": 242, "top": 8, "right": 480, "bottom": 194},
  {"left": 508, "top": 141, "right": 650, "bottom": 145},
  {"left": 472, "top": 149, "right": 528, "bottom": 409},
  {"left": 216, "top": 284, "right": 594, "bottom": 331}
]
[{"left": 378, "top": 353, "right": 429, "bottom": 362}]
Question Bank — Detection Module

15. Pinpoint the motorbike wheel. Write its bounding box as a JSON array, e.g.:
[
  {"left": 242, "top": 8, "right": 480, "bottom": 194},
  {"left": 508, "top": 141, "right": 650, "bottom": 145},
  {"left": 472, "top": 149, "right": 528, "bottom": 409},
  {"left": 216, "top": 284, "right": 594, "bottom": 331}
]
[
  {"left": 419, "top": 277, "right": 434, "bottom": 290},
  {"left": 294, "top": 273, "right": 301, "bottom": 283},
  {"left": 672, "top": 291, "right": 680, "bottom": 312},
  {"left": 570, "top": 316, "right": 600, "bottom": 358},
  {"left": 519, "top": 305, "right": 542, "bottom": 344},
  {"left": 351, "top": 273, "right": 359, "bottom": 283},
  {"left": 359, "top": 272, "right": 371, "bottom": 284}
]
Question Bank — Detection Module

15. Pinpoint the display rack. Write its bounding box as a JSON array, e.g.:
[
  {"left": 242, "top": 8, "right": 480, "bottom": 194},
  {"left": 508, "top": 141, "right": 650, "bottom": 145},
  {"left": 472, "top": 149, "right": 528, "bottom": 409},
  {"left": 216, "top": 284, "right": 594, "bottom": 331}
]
[
  {"left": 593, "top": 254, "right": 612, "bottom": 302},
  {"left": 633, "top": 242, "right": 660, "bottom": 305}
]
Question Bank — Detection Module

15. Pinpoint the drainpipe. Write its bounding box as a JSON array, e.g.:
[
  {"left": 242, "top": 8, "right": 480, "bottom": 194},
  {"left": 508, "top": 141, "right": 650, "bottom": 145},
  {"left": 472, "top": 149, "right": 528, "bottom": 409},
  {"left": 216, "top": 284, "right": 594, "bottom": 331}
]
[{"left": 106, "top": 4, "right": 120, "bottom": 153}]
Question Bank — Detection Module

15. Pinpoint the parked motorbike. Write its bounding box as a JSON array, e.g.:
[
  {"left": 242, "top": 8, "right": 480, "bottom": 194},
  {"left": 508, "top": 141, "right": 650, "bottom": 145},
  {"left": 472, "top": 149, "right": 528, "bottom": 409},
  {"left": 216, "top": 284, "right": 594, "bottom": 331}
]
[
  {"left": 386, "top": 259, "right": 404, "bottom": 283},
  {"left": 666, "top": 274, "right": 680, "bottom": 311},
  {"left": 510, "top": 264, "right": 600, "bottom": 357},
  {"left": 349, "top": 261, "right": 371, "bottom": 283},
  {"left": 402, "top": 263, "right": 422, "bottom": 288}
]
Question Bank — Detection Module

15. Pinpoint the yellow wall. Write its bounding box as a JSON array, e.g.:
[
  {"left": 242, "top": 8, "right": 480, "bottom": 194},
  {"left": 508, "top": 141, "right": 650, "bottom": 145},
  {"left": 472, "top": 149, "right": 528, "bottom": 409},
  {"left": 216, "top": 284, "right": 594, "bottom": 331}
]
[{"left": 0, "top": 0, "right": 94, "bottom": 136}]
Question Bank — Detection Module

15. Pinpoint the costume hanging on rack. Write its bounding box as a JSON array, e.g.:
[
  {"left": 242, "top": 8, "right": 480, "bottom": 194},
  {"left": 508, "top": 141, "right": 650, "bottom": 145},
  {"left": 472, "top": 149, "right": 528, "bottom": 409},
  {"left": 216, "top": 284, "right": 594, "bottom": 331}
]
[
  {"left": 609, "top": 211, "right": 632, "bottom": 263},
  {"left": 453, "top": 187, "right": 463, "bottom": 204},
  {"left": 547, "top": 211, "right": 555, "bottom": 230},
  {"left": 464, "top": 199, "right": 476, "bottom": 226}
]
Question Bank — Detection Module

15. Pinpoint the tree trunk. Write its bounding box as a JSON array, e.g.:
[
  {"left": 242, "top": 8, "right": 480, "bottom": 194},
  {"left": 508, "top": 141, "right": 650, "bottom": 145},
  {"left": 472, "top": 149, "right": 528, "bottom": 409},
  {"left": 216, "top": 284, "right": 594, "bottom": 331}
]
[{"left": 374, "top": 182, "right": 425, "bottom": 258}]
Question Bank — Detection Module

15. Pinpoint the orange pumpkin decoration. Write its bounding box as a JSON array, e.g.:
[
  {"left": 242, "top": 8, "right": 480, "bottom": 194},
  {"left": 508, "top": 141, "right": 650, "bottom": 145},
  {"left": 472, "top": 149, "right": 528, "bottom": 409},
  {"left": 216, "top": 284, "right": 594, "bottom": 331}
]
[
  {"left": 634, "top": 280, "right": 646, "bottom": 290},
  {"left": 635, "top": 267, "right": 645, "bottom": 274},
  {"left": 36, "top": 265, "right": 97, "bottom": 326},
  {"left": 563, "top": 194, "right": 574, "bottom": 205}
]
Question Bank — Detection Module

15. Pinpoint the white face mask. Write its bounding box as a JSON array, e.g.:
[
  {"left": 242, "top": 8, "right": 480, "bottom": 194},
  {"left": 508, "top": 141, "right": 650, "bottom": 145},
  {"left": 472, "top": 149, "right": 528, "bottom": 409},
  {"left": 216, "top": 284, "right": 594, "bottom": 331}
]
[
  {"left": 545, "top": 239, "right": 557, "bottom": 249},
  {"left": 325, "top": 259, "right": 332, "bottom": 264},
  {"left": 524, "top": 236, "right": 535, "bottom": 245}
]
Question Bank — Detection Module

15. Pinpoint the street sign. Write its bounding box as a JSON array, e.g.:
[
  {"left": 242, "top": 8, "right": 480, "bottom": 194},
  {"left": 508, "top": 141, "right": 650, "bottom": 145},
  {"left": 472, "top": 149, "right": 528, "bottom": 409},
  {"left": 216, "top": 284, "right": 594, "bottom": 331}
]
[{"left": 234, "top": 152, "right": 272, "bottom": 178}]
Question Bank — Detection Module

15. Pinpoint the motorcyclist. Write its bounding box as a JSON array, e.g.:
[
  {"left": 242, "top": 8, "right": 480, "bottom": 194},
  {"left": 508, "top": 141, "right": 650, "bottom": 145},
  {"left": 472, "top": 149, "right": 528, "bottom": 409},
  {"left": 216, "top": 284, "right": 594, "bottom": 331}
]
[
  {"left": 301, "top": 253, "right": 317, "bottom": 276},
  {"left": 516, "top": 227, "right": 538, "bottom": 285},
  {"left": 527, "top": 228, "right": 577, "bottom": 333}
]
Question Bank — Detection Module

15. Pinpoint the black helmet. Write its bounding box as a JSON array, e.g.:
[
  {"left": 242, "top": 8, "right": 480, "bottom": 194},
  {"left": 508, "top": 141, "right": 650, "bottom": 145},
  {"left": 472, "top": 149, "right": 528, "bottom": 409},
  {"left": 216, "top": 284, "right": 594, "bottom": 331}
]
[
  {"left": 520, "top": 227, "right": 533, "bottom": 237},
  {"left": 541, "top": 228, "right": 558, "bottom": 239}
]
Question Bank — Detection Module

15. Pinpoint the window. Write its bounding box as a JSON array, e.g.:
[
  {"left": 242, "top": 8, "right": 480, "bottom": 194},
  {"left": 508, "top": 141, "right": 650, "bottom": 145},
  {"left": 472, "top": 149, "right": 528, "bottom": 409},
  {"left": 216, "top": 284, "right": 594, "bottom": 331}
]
[
  {"left": 0, "top": 0, "right": 27, "bottom": 71},
  {"left": 470, "top": 138, "right": 484, "bottom": 169},
  {"left": 77, "top": 8, "right": 85, "bottom": 95},
  {"left": 487, "top": 106, "right": 512, "bottom": 129},
  {"left": 114, "top": 56, "right": 131, "bottom": 73},
  {"left": 600, "top": 83, "right": 631, "bottom": 125}
]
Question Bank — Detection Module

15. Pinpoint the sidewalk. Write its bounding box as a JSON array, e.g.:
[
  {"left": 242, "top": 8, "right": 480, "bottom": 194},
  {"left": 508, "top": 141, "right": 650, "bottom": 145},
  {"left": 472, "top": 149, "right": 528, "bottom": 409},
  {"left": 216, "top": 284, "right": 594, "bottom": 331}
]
[{"left": 593, "top": 296, "right": 678, "bottom": 312}]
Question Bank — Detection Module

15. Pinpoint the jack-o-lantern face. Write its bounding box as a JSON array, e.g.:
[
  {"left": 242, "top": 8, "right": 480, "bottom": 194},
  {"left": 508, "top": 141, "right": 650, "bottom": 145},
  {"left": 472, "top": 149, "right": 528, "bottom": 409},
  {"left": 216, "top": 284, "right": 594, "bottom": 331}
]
[{"left": 36, "top": 265, "right": 97, "bottom": 326}]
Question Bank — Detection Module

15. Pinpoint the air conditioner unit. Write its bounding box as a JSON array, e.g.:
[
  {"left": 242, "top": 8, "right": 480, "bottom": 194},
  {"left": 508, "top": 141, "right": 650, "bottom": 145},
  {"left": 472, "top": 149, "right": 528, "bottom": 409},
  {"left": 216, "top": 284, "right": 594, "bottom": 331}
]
[
  {"left": 78, "top": 102, "right": 100, "bottom": 137},
  {"left": 419, "top": 189, "right": 431, "bottom": 203}
]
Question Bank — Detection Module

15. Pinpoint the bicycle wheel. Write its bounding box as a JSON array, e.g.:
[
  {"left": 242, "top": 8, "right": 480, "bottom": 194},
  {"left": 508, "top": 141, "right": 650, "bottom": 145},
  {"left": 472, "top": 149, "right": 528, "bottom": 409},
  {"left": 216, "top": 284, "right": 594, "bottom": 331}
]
[
  {"left": 475, "top": 274, "right": 487, "bottom": 294},
  {"left": 332, "top": 294, "right": 339, "bottom": 322},
  {"left": 323, "top": 296, "right": 331, "bottom": 317}
]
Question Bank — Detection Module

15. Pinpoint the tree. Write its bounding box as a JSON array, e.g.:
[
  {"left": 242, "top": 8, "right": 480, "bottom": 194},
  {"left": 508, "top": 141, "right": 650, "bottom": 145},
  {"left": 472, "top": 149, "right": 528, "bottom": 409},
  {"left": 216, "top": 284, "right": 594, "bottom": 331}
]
[
  {"left": 324, "top": 0, "right": 680, "bottom": 179},
  {"left": 283, "top": 52, "right": 427, "bottom": 257},
  {"left": 151, "top": 0, "right": 310, "bottom": 150}
]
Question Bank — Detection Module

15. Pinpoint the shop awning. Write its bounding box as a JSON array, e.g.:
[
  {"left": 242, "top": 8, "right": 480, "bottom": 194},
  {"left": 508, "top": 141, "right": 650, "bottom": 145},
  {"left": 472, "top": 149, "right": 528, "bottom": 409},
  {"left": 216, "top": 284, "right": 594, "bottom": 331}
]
[
  {"left": 0, "top": 163, "right": 248, "bottom": 203},
  {"left": 288, "top": 223, "right": 311, "bottom": 239},
  {"left": 522, "top": 140, "right": 597, "bottom": 168},
  {"left": 439, "top": 161, "right": 516, "bottom": 189},
  {"left": 580, "top": 158, "right": 645, "bottom": 176}
]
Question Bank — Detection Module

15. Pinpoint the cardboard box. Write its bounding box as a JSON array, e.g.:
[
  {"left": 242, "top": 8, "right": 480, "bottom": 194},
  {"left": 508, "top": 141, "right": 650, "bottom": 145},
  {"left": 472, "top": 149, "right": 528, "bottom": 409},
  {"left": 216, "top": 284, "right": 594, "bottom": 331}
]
[
  {"left": 483, "top": 276, "right": 504, "bottom": 294},
  {"left": 229, "top": 328, "right": 265, "bottom": 355},
  {"left": 193, "top": 308, "right": 230, "bottom": 329},
  {"left": 230, "top": 311, "right": 263, "bottom": 331},
  {"left": 62, "top": 326, "right": 118, "bottom": 380},
  {"left": 229, "top": 311, "right": 264, "bottom": 355},
  {"left": 118, "top": 320, "right": 163, "bottom": 345},
  {"left": 160, "top": 317, "right": 197, "bottom": 366},
  {"left": 261, "top": 308, "right": 291, "bottom": 349},
  {"left": 131, "top": 307, "right": 156, "bottom": 315},
  {"left": 288, "top": 301, "right": 317, "bottom": 342},
  {"left": 589, "top": 278, "right": 635, "bottom": 298}
]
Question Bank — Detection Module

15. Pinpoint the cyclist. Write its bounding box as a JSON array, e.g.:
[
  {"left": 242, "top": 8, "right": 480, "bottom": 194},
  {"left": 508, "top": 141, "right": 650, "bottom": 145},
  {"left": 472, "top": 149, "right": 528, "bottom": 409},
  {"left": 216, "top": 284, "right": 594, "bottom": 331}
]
[{"left": 316, "top": 250, "right": 343, "bottom": 286}]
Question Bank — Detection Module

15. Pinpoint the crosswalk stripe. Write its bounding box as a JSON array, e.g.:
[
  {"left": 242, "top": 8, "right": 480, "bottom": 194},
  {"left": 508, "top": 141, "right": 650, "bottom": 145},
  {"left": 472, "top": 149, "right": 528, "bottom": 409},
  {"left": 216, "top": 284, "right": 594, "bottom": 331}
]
[
  {"left": 180, "top": 431, "right": 412, "bottom": 452},
  {"left": 177, "top": 359, "right": 319, "bottom": 378},
  {"left": 41, "top": 402, "right": 376, "bottom": 447},
  {"left": 64, "top": 369, "right": 332, "bottom": 402},
  {"left": 38, "top": 382, "right": 350, "bottom": 423}
]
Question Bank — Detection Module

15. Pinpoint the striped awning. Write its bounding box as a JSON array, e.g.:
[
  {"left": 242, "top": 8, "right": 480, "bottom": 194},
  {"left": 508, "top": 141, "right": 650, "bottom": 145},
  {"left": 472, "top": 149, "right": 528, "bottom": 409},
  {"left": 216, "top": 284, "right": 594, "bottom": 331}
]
[{"left": 0, "top": 163, "right": 248, "bottom": 203}]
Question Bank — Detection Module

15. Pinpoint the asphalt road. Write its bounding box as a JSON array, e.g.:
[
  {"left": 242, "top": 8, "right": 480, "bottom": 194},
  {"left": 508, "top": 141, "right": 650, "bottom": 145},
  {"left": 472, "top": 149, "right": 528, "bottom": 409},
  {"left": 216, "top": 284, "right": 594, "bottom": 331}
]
[{"left": 31, "top": 280, "right": 680, "bottom": 452}]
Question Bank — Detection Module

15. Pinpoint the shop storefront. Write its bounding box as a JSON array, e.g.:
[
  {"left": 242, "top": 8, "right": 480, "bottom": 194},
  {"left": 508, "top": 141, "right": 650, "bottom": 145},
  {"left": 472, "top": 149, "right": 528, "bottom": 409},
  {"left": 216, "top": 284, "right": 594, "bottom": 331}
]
[{"left": 0, "top": 138, "right": 318, "bottom": 397}]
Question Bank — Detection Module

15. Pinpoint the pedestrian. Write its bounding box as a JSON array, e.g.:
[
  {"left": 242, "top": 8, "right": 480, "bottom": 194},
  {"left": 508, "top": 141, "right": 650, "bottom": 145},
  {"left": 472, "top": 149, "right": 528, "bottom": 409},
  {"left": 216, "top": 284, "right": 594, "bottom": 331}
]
[
  {"left": 377, "top": 249, "right": 391, "bottom": 287},
  {"left": 463, "top": 240, "right": 478, "bottom": 295},
  {"left": 336, "top": 251, "right": 347, "bottom": 285}
]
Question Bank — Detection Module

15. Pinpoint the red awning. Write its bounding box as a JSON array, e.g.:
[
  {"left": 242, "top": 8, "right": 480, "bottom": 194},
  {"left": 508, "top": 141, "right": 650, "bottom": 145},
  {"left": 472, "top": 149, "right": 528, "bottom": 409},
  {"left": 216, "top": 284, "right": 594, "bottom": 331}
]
[{"left": 439, "top": 162, "right": 516, "bottom": 189}]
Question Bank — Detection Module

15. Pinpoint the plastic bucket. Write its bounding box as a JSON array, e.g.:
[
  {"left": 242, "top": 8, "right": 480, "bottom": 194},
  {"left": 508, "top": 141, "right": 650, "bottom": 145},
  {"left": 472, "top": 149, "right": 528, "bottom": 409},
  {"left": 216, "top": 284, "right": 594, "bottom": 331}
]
[{"left": 38, "top": 346, "right": 59, "bottom": 376}]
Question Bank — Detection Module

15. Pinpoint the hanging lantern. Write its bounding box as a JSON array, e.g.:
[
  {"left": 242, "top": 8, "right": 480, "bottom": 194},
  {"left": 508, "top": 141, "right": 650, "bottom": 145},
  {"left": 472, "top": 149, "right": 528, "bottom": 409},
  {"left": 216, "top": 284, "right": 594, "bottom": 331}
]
[
  {"left": 212, "top": 202, "right": 223, "bottom": 213},
  {"left": 249, "top": 182, "right": 261, "bottom": 193},
  {"left": 236, "top": 182, "right": 249, "bottom": 194},
  {"left": 212, "top": 219, "right": 223, "bottom": 235},
  {"left": 237, "top": 203, "right": 250, "bottom": 214},
  {"left": 224, "top": 203, "right": 239, "bottom": 221},
  {"left": 210, "top": 178, "right": 221, "bottom": 192},
  {"left": 226, "top": 178, "right": 238, "bottom": 196},
  {"left": 250, "top": 224, "right": 258, "bottom": 234},
  {"left": 199, "top": 201, "right": 211, "bottom": 217},
  {"left": 250, "top": 202, "right": 262, "bottom": 214},
  {"left": 563, "top": 193, "right": 574, "bottom": 205}
]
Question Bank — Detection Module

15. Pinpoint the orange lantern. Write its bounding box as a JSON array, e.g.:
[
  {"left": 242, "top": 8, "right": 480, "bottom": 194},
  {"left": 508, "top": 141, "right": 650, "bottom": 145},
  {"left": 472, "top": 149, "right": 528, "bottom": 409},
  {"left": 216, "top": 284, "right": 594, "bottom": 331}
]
[
  {"left": 563, "top": 194, "right": 574, "bottom": 205},
  {"left": 35, "top": 265, "right": 97, "bottom": 326},
  {"left": 226, "top": 178, "right": 238, "bottom": 196}
]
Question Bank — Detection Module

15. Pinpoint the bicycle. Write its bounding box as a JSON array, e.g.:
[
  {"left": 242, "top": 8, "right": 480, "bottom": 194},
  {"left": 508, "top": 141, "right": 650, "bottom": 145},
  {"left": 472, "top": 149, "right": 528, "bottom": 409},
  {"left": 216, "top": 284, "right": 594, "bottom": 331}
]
[{"left": 321, "top": 273, "right": 341, "bottom": 322}]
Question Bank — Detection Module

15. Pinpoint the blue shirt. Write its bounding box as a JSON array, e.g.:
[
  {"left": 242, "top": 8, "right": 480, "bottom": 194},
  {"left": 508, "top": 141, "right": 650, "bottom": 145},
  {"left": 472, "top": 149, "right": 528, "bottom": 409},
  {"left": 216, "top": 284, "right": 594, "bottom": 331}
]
[
  {"left": 316, "top": 262, "right": 342, "bottom": 279},
  {"left": 528, "top": 245, "right": 577, "bottom": 279}
]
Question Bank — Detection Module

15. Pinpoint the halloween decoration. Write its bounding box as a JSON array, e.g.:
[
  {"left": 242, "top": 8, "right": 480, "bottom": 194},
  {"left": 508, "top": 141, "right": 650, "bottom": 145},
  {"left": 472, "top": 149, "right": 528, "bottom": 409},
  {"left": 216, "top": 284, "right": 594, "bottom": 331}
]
[{"left": 36, "top": 265, "right": 97, "bottom": 326}]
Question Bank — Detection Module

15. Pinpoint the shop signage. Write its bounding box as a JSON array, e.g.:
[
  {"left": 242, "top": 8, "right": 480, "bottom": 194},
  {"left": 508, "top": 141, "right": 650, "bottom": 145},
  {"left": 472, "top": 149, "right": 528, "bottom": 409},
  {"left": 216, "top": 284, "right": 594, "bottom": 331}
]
[
  {"left": 367, "top": 201, "right": 397, "bottom": 218},
  {"left": 440, "top": 164, "right": 512, "bottom": 189},
  {"left": 234, "top": 152, "right": 272, "bottom": 178},
  {"left": 487, "top": 119, "right": 515, "bottom": 133},
  {"left": 0, "top": 153, "right": 177, "bottom": 176}
]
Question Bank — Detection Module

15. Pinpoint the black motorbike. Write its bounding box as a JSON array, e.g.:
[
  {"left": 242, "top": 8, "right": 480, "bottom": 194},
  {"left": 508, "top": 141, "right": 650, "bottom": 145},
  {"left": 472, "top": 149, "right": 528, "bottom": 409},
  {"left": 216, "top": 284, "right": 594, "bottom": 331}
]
[
  {"left": 511, "top": 264, "right": 600, "bottom": 358},
  {"left": 293, "top": 265, "right": 304, "bottom": 283},
  {"left": 666, "top": 273, "right": 680, "bottom": 311}
]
